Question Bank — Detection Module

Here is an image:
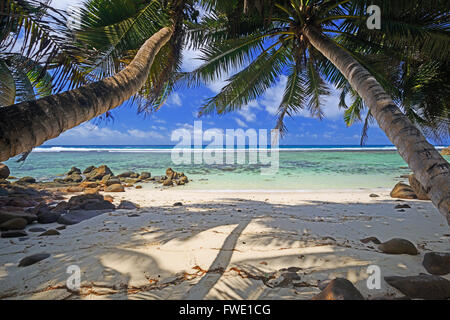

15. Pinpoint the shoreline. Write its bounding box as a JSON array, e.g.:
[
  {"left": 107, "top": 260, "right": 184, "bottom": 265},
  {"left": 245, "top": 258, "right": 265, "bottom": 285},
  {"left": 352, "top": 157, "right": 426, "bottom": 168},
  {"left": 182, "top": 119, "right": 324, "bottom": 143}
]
[{"left": 160, "top": 188, "right": 393, "bottom": 193}]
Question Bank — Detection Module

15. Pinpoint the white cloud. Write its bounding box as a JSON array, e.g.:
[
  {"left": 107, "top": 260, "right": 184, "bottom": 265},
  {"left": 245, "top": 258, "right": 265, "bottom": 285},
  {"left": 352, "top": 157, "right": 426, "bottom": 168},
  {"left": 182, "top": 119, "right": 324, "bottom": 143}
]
[
  {"left": 206, "top": 77, "right": 229, "bottom": 94},
  {"left": 127, "top": 129, "right": 164, "bottom": 139},
  {"left": 235, "top": 118, "right": 248, "bottom": 128},
  {"left": 153, "top": 118, "right": 166, "bottom": 124},
  {"left": 258, "top": 77, "right": 344, "bottom": 120},
  {"left": 51, "top": 0, "right": 83, "bottom": 10},
  {"left": 168, "top": 92, "right": 182, "bottom": 107},
  {"left": 321, "top": 92, "right": 344, "bottom": 120},
  {"left": 181, "top": 48, "right": 204, "bottom": 72},
  {"left": 237, "top": 100, "right": 259, "bottom": 122},
  {"left": 48, "top": 123, "right": 167, "bottom": 145},
  {"left": 259, "top": 76, "right": 305, "bottom": 116}
]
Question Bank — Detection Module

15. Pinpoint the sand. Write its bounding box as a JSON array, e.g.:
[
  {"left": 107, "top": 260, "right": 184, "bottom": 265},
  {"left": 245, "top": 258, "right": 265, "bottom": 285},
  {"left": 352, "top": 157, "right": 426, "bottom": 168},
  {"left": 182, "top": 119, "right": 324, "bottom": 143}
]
[{"left": 0, "top": 188, "right": 449, "bottom": 300}]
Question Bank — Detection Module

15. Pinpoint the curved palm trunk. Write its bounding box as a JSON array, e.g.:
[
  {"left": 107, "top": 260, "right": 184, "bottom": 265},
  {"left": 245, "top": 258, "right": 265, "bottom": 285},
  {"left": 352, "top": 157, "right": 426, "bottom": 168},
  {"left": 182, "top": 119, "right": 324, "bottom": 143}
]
[
  {"left": 0, "top": 27, "right": 173, "bottom": 161},
  {"left": 304, "top": 25, "right": 450, "bottom": 224}
]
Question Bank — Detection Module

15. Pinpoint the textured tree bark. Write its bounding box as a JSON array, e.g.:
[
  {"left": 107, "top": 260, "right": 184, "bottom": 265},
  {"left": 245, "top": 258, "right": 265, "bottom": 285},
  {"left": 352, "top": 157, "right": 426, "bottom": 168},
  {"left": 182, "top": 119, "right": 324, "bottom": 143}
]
[
  {"left": 0, "top": 27, "right": 173, "bottom": 161},
  {"left": 304, "top": 25, "right": 450, "bottom": 224}
]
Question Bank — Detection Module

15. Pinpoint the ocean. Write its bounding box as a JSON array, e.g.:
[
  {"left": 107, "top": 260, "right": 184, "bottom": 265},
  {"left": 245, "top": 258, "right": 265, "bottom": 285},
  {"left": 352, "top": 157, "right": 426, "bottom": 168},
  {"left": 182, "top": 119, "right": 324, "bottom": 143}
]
[{"left": 4, "top": 145, "right": 448, "bottom": 191}]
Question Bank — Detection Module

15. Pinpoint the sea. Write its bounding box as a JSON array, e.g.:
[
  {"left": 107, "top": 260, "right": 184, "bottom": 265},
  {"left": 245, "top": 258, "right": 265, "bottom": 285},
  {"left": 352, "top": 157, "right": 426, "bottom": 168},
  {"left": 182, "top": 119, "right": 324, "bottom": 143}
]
[{"left": 4, "top": 145, "right": 449, "bottom": 191}]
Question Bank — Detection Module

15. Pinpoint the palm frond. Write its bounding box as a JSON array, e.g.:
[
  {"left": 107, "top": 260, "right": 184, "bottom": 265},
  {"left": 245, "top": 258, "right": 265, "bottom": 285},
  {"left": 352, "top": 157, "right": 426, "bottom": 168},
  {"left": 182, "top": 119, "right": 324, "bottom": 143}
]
[{"left": 200, "top": 43, "right": 290, "bottom": 116}]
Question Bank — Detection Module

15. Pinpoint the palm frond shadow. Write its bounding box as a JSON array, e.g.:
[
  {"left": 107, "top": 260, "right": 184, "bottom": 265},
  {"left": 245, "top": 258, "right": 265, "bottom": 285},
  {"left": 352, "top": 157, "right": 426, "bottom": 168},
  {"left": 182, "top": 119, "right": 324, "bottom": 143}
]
[{"left": 0, "top": 196, "right": 445, "bottom": 300}]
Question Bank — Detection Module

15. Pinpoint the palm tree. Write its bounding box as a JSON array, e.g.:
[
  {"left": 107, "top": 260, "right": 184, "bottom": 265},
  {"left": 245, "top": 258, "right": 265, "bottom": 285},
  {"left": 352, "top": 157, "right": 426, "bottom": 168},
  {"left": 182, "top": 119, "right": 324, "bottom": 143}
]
[
  {"left": 342, "top": 58, "right": 449, "bottom": 146},
  {"left": 0, "top": 0, "right": 189, "bottom": 160},
  {"left": 0, "top": 53, "right": 53, "bottom": 105},
  {"left": 0, "top": 0, "right": 94, "bottom": 92},
  {"left": 185, "top": 0, "right": 450, "bottom": 223}
]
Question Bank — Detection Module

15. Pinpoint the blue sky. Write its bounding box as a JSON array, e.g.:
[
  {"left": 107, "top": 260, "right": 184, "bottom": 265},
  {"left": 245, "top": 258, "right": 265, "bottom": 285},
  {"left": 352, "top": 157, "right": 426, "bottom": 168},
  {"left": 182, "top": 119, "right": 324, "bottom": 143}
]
[
  {"left": 47, "top": 72, "right": 393, "bottom": 146},
  {"left": 44, "top": 1, "right": 445, "bottom": 146}
]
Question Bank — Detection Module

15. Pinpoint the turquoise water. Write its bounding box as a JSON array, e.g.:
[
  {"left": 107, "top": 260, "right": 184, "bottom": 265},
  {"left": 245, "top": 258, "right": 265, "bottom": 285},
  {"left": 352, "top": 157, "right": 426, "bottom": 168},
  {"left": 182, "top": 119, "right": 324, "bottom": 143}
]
[{"left": 6, "top": 145, "right": 448, "bottom": 190}]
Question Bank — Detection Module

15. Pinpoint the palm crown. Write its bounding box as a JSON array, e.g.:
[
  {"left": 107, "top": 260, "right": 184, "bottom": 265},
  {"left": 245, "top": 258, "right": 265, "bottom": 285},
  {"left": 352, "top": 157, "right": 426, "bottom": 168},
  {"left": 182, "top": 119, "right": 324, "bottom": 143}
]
[{"left": 184, "top": 0, "right": 449, "bottom": 141}]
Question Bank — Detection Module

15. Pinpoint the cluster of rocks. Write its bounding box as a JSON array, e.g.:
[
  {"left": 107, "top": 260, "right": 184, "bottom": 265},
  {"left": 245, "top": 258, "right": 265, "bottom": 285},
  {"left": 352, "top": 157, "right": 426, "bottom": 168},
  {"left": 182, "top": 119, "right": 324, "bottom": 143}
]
[
  {"left": 0, "top": 162, "right": 191, "bottom": 239},
  {"left": 3, "top": 164, "right": 191, "bottom": 195},
  {"left": 153, "top": 168, "right": 189, "bottom": 187},
  {"left": 54, "top": 165, "right": 189, "bottom": 193},
  {"left": 57, "top": 165, "right": 138, "bottom": 193},
  {"left": 390, "top": 174, "right": 430, "bottom": 200},
  {"left": 0, "top": 188, "right": 141, "bottom": 238},
  {"left": 0, "top": 181, "right": 65, "bottom": 238}
]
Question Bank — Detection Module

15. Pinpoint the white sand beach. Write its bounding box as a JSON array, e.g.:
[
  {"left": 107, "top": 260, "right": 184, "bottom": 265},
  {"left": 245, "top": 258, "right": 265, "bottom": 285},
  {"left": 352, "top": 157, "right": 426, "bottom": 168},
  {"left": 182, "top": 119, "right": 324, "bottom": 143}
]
[{"left": 0, "top": 188, "right": 448, "bottom": 300}]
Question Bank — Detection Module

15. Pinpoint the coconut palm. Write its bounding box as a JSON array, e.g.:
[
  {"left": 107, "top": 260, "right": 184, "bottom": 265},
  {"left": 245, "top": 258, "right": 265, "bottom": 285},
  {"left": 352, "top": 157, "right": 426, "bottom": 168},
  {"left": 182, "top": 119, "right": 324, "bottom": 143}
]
[
  {"left": 0, "top": 0, "right": 194, "bottom": 160},
  {"left": 184, "top": 0, "right": 450, "bottom": 222},
  {"left": 343, "top": 59, "right": 449, "bottom": 146},
  {"left": 0, "top": 0, "right": 94, "bottom": 93},
  {"left": 0, "top": 52, "right": 52, "bottom": 104}
]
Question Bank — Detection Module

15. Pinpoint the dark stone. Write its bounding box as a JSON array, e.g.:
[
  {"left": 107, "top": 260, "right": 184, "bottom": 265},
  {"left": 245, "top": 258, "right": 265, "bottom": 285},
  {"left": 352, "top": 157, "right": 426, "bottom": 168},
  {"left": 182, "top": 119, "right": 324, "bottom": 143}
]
[
  {"left": 0, "top": 163, "right": 10, "bottom": 179},
  {"left": 80, "top": 199, "right": 115, "bottom": 210},
  {"left": 105, "top": 179, "right": 121, "bottom": 186},
  {"left": 28, "top": 227, "right": 47, "bottom": 233},
  {"left": 85, "top": 165, "right": 113, "bottom": 181},
  {"left": 395, "top": 204, "right": 411, "bottom": 209},
  {"left": 1, "top": 230, "right": 28, "bottom": 238},
  {"left": 66, "top": 167, "right": 81, "bottom": 176},
  {"left": 0, "top": 211, "right": 37, "bottom": 224},
  {"left": 37, "top": 212, "right": 61, "bottom": 224},
  {"left": 17, "top": 176, "right": 36, "bottom": 184},
  {"left": 52, "top": 201, "right": 70, "bottom": 213},
  {"left": 30, "top": 203, "right": 51, "bottom": 215},
  {"left": 64, "top": 174, "right": 83, "bottom": 183},
  {"left": 0, "top": 218, "right": 28, "bottom": 230},
  {"left": 312, "top": 278, "right": 364, "bottom": 300},
  {"left": 117, "top": 171, "right": 135, "bottom": 178},
  {"left": 118, "top": 200, "right": 139, "bottom": 210},
  {"left": 83, "top": 166, "right": 96, "bottom": 174},
  {"left": 105, "top": 184, "right": 125, "bottom": 192},
  {"left": 18, "top": 253, "right": 50, "bottom": 267},
  {"left": 39, "top": 229, "right": 60, "bottom": 236},
  {"left": 369, "top": 194, "right": 379, "bottom": 198},
  {"left": 67, "top": 194, "right": 114, "bottom": 210},
  {"left": 127, "top": 214, "right": 140, "bottom": 217},
  {"left": 385, "top": 274, "right": 450, "bottom": 300},
  {"left": 56, "top": 226, "right": 66, "bottom": 230},
  {"left": 390, "top": 182, "right": 417, "bottom": 199},
  {"left": 7, "top": 198, "right": 38, "bottom": 207},
  {"left": 360, "top": 237, "right": 381, "bottom": 245},
  {"left": 57, "top": 210, "right": 110, "bottom": 225},
  {"left": 139, "top": 172, "right": 151, "bottom": 179},
  {"left": 378, "top": 238, "right": 418, "bottom": 255},
  {"left": 173, "top": 202, "right": 183, "bottom": 207},
  {"left": 423, "top": 252, "right": 450, "bottom": 275}
]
